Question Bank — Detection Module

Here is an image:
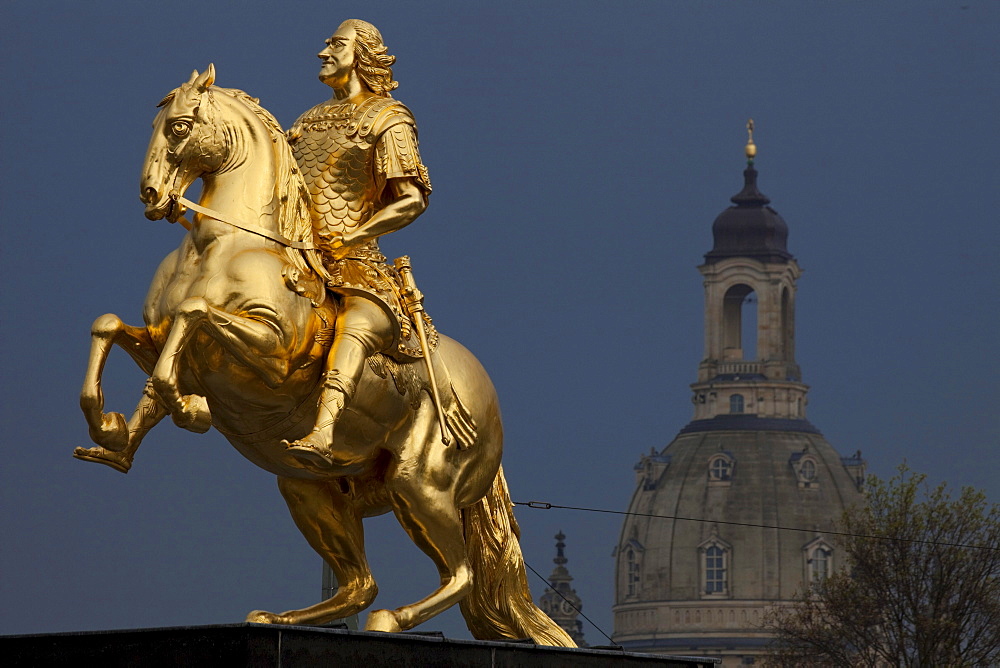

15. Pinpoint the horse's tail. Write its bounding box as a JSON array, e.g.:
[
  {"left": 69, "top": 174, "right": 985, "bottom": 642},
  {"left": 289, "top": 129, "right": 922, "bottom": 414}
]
[{"left": 459, "top": 465, "right": 576, "bottom": 647}]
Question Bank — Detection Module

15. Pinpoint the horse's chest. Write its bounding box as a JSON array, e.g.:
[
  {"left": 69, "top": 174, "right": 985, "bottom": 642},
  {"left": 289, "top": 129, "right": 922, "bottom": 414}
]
[{"left": 159, "top": 239, "right": 231, "bottom": 312}]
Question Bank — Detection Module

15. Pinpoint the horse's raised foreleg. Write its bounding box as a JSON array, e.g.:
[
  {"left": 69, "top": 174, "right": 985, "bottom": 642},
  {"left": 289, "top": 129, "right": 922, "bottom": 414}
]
[
  {"left": 77, "top": 314, "right": 165, "bottom": 472},
  {"left": 74, "top": 380, "right": 167, "bottom": 473},
  {"left": 151, "top": 297, "right": 291, "bottom": 432},
  {"left": 247, "top": 476, "right": 377, "bottom": 625},
  {"left": 365, "top": 405, "right": 472, "bottom": 634}
]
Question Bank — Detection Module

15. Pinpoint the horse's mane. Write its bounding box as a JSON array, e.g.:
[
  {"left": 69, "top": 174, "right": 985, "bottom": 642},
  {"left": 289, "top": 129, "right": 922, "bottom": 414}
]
[{"left": 212, "top": 87, "right": 313, "bottom": 261}]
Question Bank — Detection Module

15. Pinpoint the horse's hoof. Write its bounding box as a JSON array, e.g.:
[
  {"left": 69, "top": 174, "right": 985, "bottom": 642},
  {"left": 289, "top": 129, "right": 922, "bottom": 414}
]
[
  {"left": 364, "top": 609, "right": 403, "bottom": 633},
  {"left": 246, "top": 610, "right": 282, "bottom": 624},
  {"left": 284, "top": 439, "right": 335, "bottom": 470},
  {"left": 87, "top": 412, "right": 129, "bottom": 452},
  {"left": 73, "top": 446, "right": 132, "bottom": 474},
  {"left": 173, "top": 395, "right": 212, "bottom": 433}
]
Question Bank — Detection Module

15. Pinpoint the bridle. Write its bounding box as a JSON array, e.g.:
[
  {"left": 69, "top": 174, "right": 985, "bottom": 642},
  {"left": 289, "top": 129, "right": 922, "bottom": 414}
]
[{"left": 171, "top": 193, "right": 316, "bottom": 250}]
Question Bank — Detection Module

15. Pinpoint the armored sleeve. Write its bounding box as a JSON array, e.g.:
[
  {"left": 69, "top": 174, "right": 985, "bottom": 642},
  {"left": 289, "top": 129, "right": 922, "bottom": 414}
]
[{"left": 374, "top": 121, "right": 432, "bottom": 197}]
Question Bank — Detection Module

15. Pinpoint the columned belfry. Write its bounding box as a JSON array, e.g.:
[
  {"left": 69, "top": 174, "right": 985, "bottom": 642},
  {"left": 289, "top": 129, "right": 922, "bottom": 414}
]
[
  {"left": 612, "top": 124, "right": 866, "bottom": 666},
  {"left": 693, "top": 120, "right": 806, "bottom": 425}
]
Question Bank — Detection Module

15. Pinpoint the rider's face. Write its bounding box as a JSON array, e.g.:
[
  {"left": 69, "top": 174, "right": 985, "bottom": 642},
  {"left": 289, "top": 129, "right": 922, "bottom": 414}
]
[{"left": 318, "top": 25, "right": 357, "bottom": 87}]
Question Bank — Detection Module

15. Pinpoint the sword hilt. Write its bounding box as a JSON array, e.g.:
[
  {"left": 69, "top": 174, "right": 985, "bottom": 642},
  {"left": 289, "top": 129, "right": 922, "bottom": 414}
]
[{"left": 395, "top": 256, "right": 425, "bottom": 315}]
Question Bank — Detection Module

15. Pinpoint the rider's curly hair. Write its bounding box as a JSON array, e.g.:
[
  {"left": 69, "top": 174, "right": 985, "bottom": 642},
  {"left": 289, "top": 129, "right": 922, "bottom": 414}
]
[{"left": 342, "top": 19, "right": 398, "bottom": 97}]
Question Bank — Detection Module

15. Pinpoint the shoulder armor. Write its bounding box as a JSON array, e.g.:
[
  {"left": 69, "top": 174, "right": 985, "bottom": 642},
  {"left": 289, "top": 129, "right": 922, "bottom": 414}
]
[
  {"left": 294, "top": 101, "right": 328, "bottom": 126},
  {"left": 350, "top": 98, "right": 416, "bottom": 142}
]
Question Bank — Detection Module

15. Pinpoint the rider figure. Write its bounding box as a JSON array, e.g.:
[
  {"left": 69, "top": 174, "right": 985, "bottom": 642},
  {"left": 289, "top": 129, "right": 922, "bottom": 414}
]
[{"left": 284, "top": 19, "right": 432, "bottom": 468}]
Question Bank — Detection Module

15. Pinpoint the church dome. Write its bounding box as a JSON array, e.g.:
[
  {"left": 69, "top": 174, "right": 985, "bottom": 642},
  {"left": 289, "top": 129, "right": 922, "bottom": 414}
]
[
  {"left": 613, "top": 429, "right": 865, "bottom": 657},
  {"left": 705, "top": 166, "right": 793, "bottom": 265}
]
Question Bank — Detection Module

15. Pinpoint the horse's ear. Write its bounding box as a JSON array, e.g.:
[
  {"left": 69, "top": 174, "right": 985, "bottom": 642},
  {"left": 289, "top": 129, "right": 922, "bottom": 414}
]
[
  {"left": 187, "top": 69, "right": 200, "bottom": 84},
  {"left": 195, "top": 64, "right": 216, "bottom": 92}
]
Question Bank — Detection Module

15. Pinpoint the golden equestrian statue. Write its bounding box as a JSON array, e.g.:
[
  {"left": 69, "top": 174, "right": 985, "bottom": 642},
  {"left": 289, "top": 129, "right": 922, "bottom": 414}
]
[{"left": 73, "top": 19, "right": 574, "bottom": 646}]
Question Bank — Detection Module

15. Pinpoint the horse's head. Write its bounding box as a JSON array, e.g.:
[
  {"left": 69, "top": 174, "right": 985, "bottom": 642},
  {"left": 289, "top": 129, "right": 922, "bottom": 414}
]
[{"left": 140, "top": 65, "right": 227, "bottom": 222}]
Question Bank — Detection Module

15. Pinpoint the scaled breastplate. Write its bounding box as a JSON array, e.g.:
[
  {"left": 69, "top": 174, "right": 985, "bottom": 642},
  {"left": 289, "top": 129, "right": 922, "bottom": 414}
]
[{"left": 290, "top": 96, "right": 407, "bottom": 256}]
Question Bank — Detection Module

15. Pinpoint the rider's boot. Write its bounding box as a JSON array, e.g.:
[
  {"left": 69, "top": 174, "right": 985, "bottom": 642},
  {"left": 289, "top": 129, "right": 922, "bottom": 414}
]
[{"left": 284, "top": 370, "right": 356, "bottom": 468}]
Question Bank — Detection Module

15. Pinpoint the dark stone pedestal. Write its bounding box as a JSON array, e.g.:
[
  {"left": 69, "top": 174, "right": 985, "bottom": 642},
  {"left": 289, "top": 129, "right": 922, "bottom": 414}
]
[{"left": 4, "top": 624, "right": 718, "bottom": 667}]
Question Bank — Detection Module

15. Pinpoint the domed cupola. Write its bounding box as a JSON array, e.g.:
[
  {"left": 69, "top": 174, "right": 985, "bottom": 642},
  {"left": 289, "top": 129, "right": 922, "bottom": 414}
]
[{"left": 705, "top": 120, "right": 792, "bottom": 265}]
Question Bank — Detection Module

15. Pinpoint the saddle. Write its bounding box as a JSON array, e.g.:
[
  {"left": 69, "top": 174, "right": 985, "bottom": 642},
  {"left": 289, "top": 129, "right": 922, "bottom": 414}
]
[{"left": 282, "top": 257, "right": 476, "bottom": 449}]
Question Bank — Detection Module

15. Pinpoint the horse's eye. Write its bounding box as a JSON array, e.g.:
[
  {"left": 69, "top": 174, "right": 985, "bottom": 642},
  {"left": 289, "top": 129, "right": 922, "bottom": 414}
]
[{"left": 171, "top": 121, "right": 191, "bottom": 137}]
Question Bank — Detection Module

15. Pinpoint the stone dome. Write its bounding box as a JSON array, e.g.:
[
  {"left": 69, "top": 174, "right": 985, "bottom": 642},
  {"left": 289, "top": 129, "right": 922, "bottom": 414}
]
[{"left": 613, "top": 426, "right": 864, "bottom": 657}]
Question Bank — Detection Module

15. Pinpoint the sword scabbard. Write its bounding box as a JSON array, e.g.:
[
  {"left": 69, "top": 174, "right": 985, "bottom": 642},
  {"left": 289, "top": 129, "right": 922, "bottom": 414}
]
[{"left": 394, "top": 256, "right": 452, "bottom": 445}]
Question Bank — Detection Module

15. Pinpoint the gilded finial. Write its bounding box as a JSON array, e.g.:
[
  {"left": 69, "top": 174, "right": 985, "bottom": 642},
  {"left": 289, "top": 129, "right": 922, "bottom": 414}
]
[{"left": 745, "top": 118, "right": 757, "bottom": 165}]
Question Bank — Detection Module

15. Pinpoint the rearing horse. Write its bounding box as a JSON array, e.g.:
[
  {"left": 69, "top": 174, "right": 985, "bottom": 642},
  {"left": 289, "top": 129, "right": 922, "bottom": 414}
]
[{"left": 74, "top": 65, "right": 573, "bottom": 647}]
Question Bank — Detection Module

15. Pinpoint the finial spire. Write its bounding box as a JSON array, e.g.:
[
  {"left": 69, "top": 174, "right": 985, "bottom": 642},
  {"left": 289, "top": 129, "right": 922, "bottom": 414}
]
[
  {"left": 731, "top": 119, "right": 769, "bottom": 207},
  {"left": 538, "top": 530, "right": 587, "bottom": 646},
  {"left": 745, "top": 118, "right": 757, "bottom": 165}
]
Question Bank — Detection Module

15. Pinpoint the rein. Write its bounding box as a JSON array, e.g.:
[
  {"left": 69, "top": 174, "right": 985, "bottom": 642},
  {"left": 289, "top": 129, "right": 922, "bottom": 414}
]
[{"left": 174, "top": 194, "right": 315, "bottom": 250}]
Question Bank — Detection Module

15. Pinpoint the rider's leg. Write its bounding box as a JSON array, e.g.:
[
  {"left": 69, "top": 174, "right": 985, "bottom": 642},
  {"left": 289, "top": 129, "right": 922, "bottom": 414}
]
[{"left": 285, "top": 297, "right": 393, "bottom": 465}]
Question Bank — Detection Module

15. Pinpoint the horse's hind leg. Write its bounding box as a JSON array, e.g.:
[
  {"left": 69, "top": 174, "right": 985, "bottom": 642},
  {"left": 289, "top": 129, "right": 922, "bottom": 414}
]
[
  {"left": 365, "top": 407, "right": 473, "bottom": 633},
  {"left": 366, "top": 492, "right": 471, "bottom": 633},
  {"left": 247, "top": 476, "right": 377, "bottom": 625}
]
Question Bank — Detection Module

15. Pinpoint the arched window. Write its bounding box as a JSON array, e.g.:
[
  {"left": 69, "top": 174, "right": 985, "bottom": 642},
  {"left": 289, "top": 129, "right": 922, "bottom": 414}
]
[
  {"left": 804, "top": 537, "right": 834, "bottom": 585},
  {"left": 741, "top": 292, "right": 758, "bottom": 360},
  {"left": 730, "top": 394, "right": 745, "bottom": 414},
  {"left": 811, "top": 547, "right": 831, "bottom": 581},
  {"left": 723, "top": 284, "right": 756, "bottom": 360},
  {"left": 790, "top": 449, "right": 820, "bottom": 488},
  {"left": 708, "top": 452, "right": 735, "bottom": 486},
  {"left": 780, "top": 286, "right": 792, "bottom": 361},
  {"left": 710, "top": 457, "right": 732, "bottom": 481}
]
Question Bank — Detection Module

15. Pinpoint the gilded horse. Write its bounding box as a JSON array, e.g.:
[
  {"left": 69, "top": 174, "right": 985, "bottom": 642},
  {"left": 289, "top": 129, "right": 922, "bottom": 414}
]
[{"left": 74, "top": 65, "right": 573, "bottom": 647}]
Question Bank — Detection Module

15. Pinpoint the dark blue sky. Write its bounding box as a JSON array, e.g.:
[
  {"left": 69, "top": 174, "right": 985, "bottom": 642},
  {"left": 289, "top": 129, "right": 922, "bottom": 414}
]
[{"left": 2, "top": 0, "right": 997, "bottom": 642}]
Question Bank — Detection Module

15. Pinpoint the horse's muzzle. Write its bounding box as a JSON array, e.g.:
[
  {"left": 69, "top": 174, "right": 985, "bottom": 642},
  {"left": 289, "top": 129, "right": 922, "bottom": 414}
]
[{"left": 141, "top": 187, "right": 172, "bottom": 221}]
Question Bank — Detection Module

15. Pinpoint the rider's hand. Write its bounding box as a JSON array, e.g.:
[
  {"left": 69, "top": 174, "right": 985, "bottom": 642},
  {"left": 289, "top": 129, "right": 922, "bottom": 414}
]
[{"left": 328, "top": 234, "right": 353, "bottom": 260}]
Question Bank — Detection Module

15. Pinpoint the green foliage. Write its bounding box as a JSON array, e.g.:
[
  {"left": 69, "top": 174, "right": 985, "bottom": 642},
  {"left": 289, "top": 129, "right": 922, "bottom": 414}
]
[{"left": 764, "top": 464, "right": 1000, "bottom": 667}]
